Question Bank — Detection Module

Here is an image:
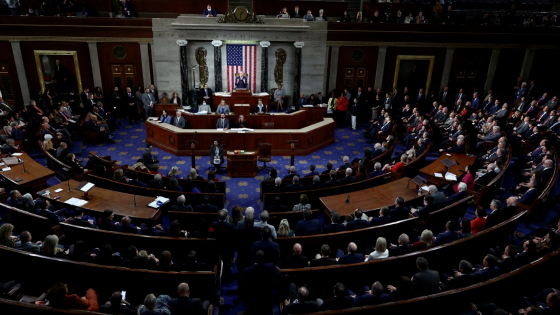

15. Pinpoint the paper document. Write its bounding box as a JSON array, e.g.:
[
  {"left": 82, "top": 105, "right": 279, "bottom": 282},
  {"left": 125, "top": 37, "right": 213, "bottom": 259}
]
[
  {"left": 68, "top": 119, "right": 76, "bottom": 123},
  {"left": 445, "top": 154, "right": 451, "bottom": 156},
  {"left": 1, "top": 167, "right": 11, "bottom": 171},
  {"left": 64, "top": 197, "right": 89, "bottom": 207},
  {"left": 148, "top": 196, "right": 170, "bottom": 209},
  {"left": 54, "top": 188, "right": 63, "bottom": 193},
  {"left": 445, "top": 173, "right": 457, "bottom": 181},
  {"left": 421, "top": 185, "right": 430, "bottom": 191},
  {"left": 197, "top": 111, "right": 208, "bottom": 115},
  {"left": 302, "top": 105, "right": 314, "bottom": 107},
  {"left": 12, "top": 153, "right": 23, "bottom": 156},
  {"left": 434, "top": 173, "right": 443, "bottom": 178},
  {"left": 80, "top": 182, "right": 95, "bottom": 192}
]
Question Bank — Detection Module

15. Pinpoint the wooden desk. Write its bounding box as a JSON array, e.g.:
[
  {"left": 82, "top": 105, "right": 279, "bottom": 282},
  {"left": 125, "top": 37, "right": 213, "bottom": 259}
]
[
  {"left": 227, "top": 151, "right": 257, "bottom": 177},
  {"left": 301, "top": 105, "right": 328, "bottom": 124},
  {"left": 418, "top": 153, "right": 476, "bottom": 187},
  {"left": 39, "top": 180, "right": 161, "bottom": 221},
  {"left": 213, "top": 90, "right": 268, "bottom": 110},
  {"left": 146, "top": 118, "right": 335, "bottom": 156},
  {"left": 0, "top": 153, "right": 55, "bottom": 194},
  {"left": 233, "top": 104, "right": 250, "bottom": 117},
  {"left": 320, "top": 177, "right": 425, "bottom": 217}
]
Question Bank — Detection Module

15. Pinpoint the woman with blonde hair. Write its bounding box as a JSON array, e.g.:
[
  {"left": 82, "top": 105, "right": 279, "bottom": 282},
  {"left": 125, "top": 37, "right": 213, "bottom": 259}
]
[
  {"left": 168, "top": 166, "right": 181, "bottom": 178},
  {"left": 413, "top": 229, "right": 434, "bottom": 250},
  {"left": 188, "top": 168, "right": 203, "bottom": 180},
  {"left": 277, "top": 219, "right": 295, "bottom": 237},
  {"left": 131, "top": 159, "right": 149, "bottom": 173},
  {"left": 365, "top": 237, "right": 389, "bottom": 261},
  {"left": 0, "top": 223, "right": 16, "bottom": 247},
  {"left": 41, "top": 234, "right": 66, "bottom": 257},
  {"left": 43, "top": 137, "right": 56, "bottom": 156},
  {"left": 138, "top": 293, "right": 171, "bottom": 315}
]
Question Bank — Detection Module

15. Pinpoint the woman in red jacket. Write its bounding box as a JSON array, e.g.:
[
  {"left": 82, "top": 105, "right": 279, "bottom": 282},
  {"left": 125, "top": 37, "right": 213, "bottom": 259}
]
[
  {"left": 336, "top": 92, "right": 348, "bottom": 128},
  {"left": 45, "top": 283, "right": 99, "bottom": 312},
  {"left": 471, "top": 206, "right": 487, "bottom": 234}
]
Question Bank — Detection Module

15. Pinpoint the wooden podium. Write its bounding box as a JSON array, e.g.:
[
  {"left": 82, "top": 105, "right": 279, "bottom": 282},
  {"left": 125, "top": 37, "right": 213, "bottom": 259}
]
[
  {"left": 226, "top": 151, "right": 257, "bottom": 178},
  {"left": 213, "top": 89, "right": 265, "bottom": 111}
]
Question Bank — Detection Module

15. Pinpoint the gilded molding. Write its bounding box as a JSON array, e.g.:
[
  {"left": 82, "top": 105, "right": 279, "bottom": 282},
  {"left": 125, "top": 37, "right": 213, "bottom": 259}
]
[
  {"left": 326, "top": 41, "right": 559, "bottom": 49},
  {"left": 0, "top": 36, "right": 153, "bottom": 43}
]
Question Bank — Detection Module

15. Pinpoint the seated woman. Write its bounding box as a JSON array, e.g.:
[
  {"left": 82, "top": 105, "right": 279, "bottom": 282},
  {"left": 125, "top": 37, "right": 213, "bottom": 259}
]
[
  {"left": 131, "top": 159, "right": 149, "bottom": 173},
  {"left": 45, "top": 282, "right": 99, "bottom": 312},
  {"left": 365, "top": 237, "right": 389, "bottom": 261},
  {"left": 168, "top": 166, "right": 182, "bottom": 179},
  {"left": 0, "top": 223, "right": 16, "bottom": 248},
  {"left": 93, "top": 243, "right": 123, "bottom": 266},
  {"left": 412, "top": 229, "right": 434, "bottom": 250},
  {"left": 98, "top": 209, "right": 119, "bottom": 231},
  {"left": 168, "top": 177, "right": 183, "bottom": 192},
  {"left": 43, "top": 135, "right": 56, "bottom": 156},
  {"left": 156, "top": 250, "right": 176, "bottom": 271},
  {"left": 386, "top": 154, "right": 409, "bottom": 173},
  {"left": 159, "top": 109, "right": 171, "bottom": 124},
  {"left": 230, "top": 206, "right": 243, "bottom": 226},
  {"left": 340, "top": 10, "right": 351, "bottom": 22},
  {"left": 41, "top": 235, "right": 67, "bottom": 258},
  {"left": 64, "top": 153, "right": 87, "bottom": 174},
  {"left": 471, "top": 207, "right": 487, "bottom": 234},
  {"left": 277, "top": 219, "right": 295, "bottom": 237},
  {"left": 204, "top": 180, "right": 219, "bottom": 193},
  {"left": 188, "top": 168, "right": 204, "bottom": 181},
  {"left": 454, "top": 165, "right": 475, "bottom": 193},
  {"left": 138, "top": 293, "right": 171, "bottom": 315},
  {"left": 293, "top": 194, "right": 311, "bottom": 212},
  {"left": 167, "top": 220, "right": 186, "bottom": 238}
]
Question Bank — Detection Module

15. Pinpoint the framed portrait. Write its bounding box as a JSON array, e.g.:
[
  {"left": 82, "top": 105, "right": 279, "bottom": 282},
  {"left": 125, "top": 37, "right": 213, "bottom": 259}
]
[
  {"left": 34, "top": 50, "right": 83, "bottom": 95},
  {"left": 393, "top": 55, "right": 435, "bottom": 94}
]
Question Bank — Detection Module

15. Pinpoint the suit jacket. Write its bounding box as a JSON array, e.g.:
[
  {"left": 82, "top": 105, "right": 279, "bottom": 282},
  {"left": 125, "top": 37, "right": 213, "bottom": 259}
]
[
  {"left": 439, "top": 91, "right": 452, "bottom": 105},
  {"left": 324, "top": 179, "right": 341, "bottom": 188},
  {"left": 141, "top": 92, "right": 155, "bottom": 108},
  {"left": 323, "top": 223, "right": 346, "bottom": 233},
  {"left": 169, "top": 296, "right": 206, "bottom": 315},
  {"left": 212, "top": 220, "right": 235, "bottom": 256},
  {"left": 295, "top": 218, "right": 321, "bottom": 236},
  {"left": 346, "top": 219, "right": 368, "bottom": 231},
  {"left": 173, "top": 116, "right": 186, "bottom": 129},
  {"left": 194, "top": 204, "right": 219, "bottom": 213},
  {"left": 471, "top": 266, "right": 499, "bottom": 282},
  {"left": 283, "top": 173, "right": 300, "bottom": 180},
  {"left": 310, "top": 257, "right": 338, "bottom": 267},
  {"left": 338, "top": 162, "right": 351, "bottom": 170},
  {"left": 340, "top": 176, "right": 357, "bottom": 185},
  {"left": 234, "top": 224, "right": 263, "bottom": 270},
  {"left": 388, "top": 244, "right": 415, "bottom": 256},
  {"left": 320, "top": 296, "right": 355, "bottom": 311},
  {"left": 255, "top": 104, "right": 267, "bottom": 113},
  {"left": 497, "top": 256, "right": 518, "bottom": 274},
  {"left": 251, "top": 239, "right": 280, "bottom": 266},
  {"left": 282, "top": 254, "right": 309, "bottom": 269},
  {"left": 283, "top": 301, "right": 320, "bottom": 315},
  {"left": 476, "top": 170, "right": 497, "bottom": 186},
  {"left": 338, "top": 252, "right": 365, "bottom": 265},
  {"left": 434, "top": 230, "right": 458, "bottom": 246},
  {"left": 455, "top": 93, "right": 466, "bottom": 104},
  {"left": 431, "top": 191, "right": 447, "bottom": 209},
  {"left": 202, "top": 8, "right": 217, "bottom": 17},
  {"left": 143, "top": 149, "right": 157, "bottom": 168},
  {"left": 389, "top": 206, "right": 409, "bottom": 221},
  {"left": 518, "top": 188, "right": 539, "bottom": 204},
  {"left": 369, "top": 215, "right": 392, "bottom": 226},
  {"left": 441, "top": 274, "right": 471, "bottom": 290},
  {"left": 356, "top": 293, "right": 390, "bottom": 307},
  {"left": 216, "top": 118, "right": 230, "bottom": 129},
  {"left": 16, "top": 241, "right": 40, "bottom": 254},
  {"left": 286, "top": 183, "right": 305, "bottom": 192},
  {"left": 210, "top": 145, "right": 224, "bottom": 164},
  {"left": 446, "top": 191, "right": 466, "bottom": 205},
  {"left": 485, "top": 209, "right": 505, "bottom": 228},
  {"left": 67, "top": 218, "right": 96, "bottom": 228},
  {"left": 239, "top": 263, "right": 279, "bottom": 305},
  {"left": 412, "top": 269, "right": 440, "bottom": 296}
]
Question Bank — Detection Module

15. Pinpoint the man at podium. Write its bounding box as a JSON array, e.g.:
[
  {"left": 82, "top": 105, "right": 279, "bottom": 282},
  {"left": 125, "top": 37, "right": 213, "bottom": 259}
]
[{"left": 235, "top": 73, "right": 248, "bottom": 90}]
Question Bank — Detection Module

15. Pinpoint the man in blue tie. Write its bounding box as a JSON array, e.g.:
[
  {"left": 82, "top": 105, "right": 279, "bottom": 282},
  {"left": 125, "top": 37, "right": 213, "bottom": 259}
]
[
  {"left": 471, "top": 92, "right": 480, "bottom": 111},
  {"left": 216, "top": 113, "right": 230, "bottom": 130}
]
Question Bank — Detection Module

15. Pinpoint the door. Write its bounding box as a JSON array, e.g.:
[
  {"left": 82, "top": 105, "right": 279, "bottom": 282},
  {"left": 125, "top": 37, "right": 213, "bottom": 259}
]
[
  {"left": 343, "top": 67, "right": 368, "bottom": 92},
  {"left": 110, "top": 64, "right": 136, "bottom": 91}
]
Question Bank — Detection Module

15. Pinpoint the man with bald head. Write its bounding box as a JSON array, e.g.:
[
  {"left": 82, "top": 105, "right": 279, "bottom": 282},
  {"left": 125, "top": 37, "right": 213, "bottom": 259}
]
[
  {"left": 282, "top": 283, "right": 320, "bottom": 314},
  {"left": 336, "top": 242, "right": 364, "bottom": 264},
  {"left": 282, "top": 243, "right": 309, "bottom": 269},
  {"left": 169, "top": 282, "right": 209, "bottom": 315}
]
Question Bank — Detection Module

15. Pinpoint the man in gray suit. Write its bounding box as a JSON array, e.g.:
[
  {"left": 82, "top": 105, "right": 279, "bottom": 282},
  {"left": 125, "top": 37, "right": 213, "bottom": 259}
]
[
  {"left": 237, "top": 207, "right": 255, "bottom": 227},
  {"left": 427, "top": 185, "right": 447, "bottom": 209},
  {"left": 493, "top": 104, "right": 510, "bottom": 123},
  {"left": 254, "top": 210, "right": 277, "bottom": 240},
  {"left": 15, "top": 231, "right": 41, "bottom": 254},
  {"left": 142, "top": 88, "right": 155, "bottom": 120},
  {"left": 173, "top": 111, "right": 186, "bottom": 129},
  {"left": 198, "top": 101, "right": 212, "bottom": 113},
  {"left": 216, "top": 113, "right": 230, "bottom": 130}
]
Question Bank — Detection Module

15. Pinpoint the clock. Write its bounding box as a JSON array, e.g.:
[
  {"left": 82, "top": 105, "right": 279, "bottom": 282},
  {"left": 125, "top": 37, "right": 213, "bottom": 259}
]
[
  {"left": 233, "top": 6, "right": 249, "bottom": 22},
  {"left": 113, "top": 45, "right": 127, "bottom": 60}
]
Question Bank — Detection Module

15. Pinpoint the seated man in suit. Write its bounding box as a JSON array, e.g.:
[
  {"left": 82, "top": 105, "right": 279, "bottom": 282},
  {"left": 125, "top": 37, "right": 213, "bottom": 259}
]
[
  {"left": 321, "top": 162, "right": 333, "bottom": 175},
  {"left": 441, "top": 137, "right": 466, "bottom": 154},
  {"left": 2, "top": 138, "right": 18, "bottom": 155},
  {"left": 388, "top": 233, "right": 415, "bottom": 256},
  {"left": 320, "top": 282, "right": 355, "bottom": 311},
  {"left": 99, "top": 291, "right": 137, "bottom": 315},
  {"left": 471, "top": 254, "right": 499, "bottom": 282},
  {"left": 485, "top": 199, "right": 505, "bottom": 228},
  {"left": 15, "top": 231, "right": 41, "bottom": 254},
  {"left": 282, "top": 243, "right": 309, "bottom": 269},
  {"left": 440, "top": 260, "right": 473, "bottom": 291},
  {"left": 310, "top": 244, "right": 338, "bottom": 267},
  {"left": 433, "top": 221, "right": 458, "bottom": 246},
  {"left": 410, "top": 195, "right": 436, "bottom": 221},
  {"left": 446, "top": 182, "right": 467, "bottom": 205},
  {"left": 295, "top": 209, "right": 321, "bottom": 236},
  {"left": 115, "top": 216, "right": 139, "bottom": 234},
  {"left": 282, "top": 283, "right": 320, "bottom": 315},
  {"left": 324, "top": 170, "right": 341, "bottom": 188},
  {"left": 66, "top": 208, "right": 96, "bottom": 228},
  {"left": 194, "top": 195, "right": 219, "bottom": 213},
  {"left": 181, "top": 251, "right": 212, "bottom": 271},
  {"left": 337, "top": 156, "right": 351, "bottom": 171},
  {"left": 368, "top": 162, "right": 384, "bottom": 179},
  {"left": 198, "top": 101, "right": 212, "bottom": 113},
  {"left": 412, "top": 257, "right": 440, "bottom": 296},
  {"left": 169, "top": 283, "right": 210, "bottom": 315},
  {"left": 306, "top": 164, "right": 319, "bottom": 177},
  {"left": 255, "top": 99, "right": 267, "bottom": 114},
  {"left": 389, "top": 197, "right": 409, "bottom": 221},
  {"left": 171, "top": 195, "right": 194, "bottom": 212},
  {"left": 354, "top": 281, "right": 390, "bottom": 307},
  {"left": 235, "top": 73, "right": 248, "bottom": 90},
  {"left": 307, "top": 175, "right": 324, "bottom": 190},
  {"left": 346, "top": 209, "right": 368, "bottom": 231},
  {"left": 173, "top": 111, "right": 186, "bottom": 129},
  {"left": 6, "top": 190, "right": 23, "bottom": 209},
  {"left": 368, "top": 206, "right": 392, "bottom": 226},
  {"left": 251, "top": 226, "right": 280, "bottom": 266},
  {"left": 340, "top": 168, "right": 357, "bottom": 185},
  {"left": 286, "top": 177, "right": 305, "bottom": 194},
  {"left": 268, "top": 177, "right": 285, "bottom": 193},
  {"left": 517, "top": 178, "right": 540, "bottom": 205},
  {"left": 475, "top": 163, "right": 498, "bottom": 186},
  {"left": 496, "top": 245, "right": 519, "bottom": 274},
  {"left": 284, "top": 166, "right": 300, "bottom": 180},
  {"left": 336, "top": 242, "right": 364, "bottom": 264},
  {"left": 323, "top": 212, "right": 346, "bottom": 233},
  {"left": 216, "top": 113, "right": 230, "bottom": 130},
  {"left": 140, "top": 218, "right": 165, "bottom": 236}
]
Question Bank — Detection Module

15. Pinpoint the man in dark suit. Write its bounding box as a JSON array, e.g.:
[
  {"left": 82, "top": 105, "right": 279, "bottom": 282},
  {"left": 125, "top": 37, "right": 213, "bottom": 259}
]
[
  {"left": 368, "top": 162, "right": 384, "bottom": 179},
  {"left": 115, "top": 216, "right": 139, "bottom": 234},
  {"left": 324, "top": 170, "right": 341, "bottom": 188},
  {"left": 340, "top": 168, "right": 357, "bottom": 185},
  {"left": 485, "top": 199, "right": 505, "bottom": 228},
  {"left": 307, "top": 164, "right": 319, "bottom": 177},
  {"left": 240, "top": 250, "right": 280, "bottom": 315},
  {"left": 295, "top": 209, "right": 321, "bottom": 236},
  {"left": 168, "top": 283, "right": 209, "bottom": 314},
  {"left": 80, "top": 88, "right": 90, "bottom": 105},
  {"left": 268, "top": 178, "right": 286, "bottom": 194},
  {"left": 143, "top": 144, "right": 159, "bottom": 170},
  {"left": 251, "top": 226, "right": 280, "bottom": 266},
  {"left": 234, "top": 212, "right": 263, "bottom": 274},
  {"left": 455, "top": 88, "right": 466, "bottom": 104},
  {"left": 446, "top": 183, "right": 467, "bottom": 206},
  {"left": 497, "top": 245, "right": 519, "bottom": 274},
  {"left": 198, "top": 83, "right": 213, "bottom": 105},
  {"left": 283, "top": 166, "right": 300, "bottom": 180},
  {"left": 286, "top": 176, "right": 305, "bottom": 192},
  {"left": 99, "top": 291, "right": 137, "bottom": 315},
  {"left": 124, "top": 86, "right": 138, "bottom": 125},
  {"left": 202, "top": 4, "right": 217, "bottom": 17},
  {"left": 15, "top": 231, "right": 41, "bottom": 254},
  {"left": 337, "top": 156, "right": 351, "bottom": 171},
  {"left": 415, "top": 88, "right": 426, "bottom": 110},
  {"left": 66, "top": 208, "right": 96, "bottom": 228},
  {"left": 368, "top": 206, "right": 392, "bottom": 226},
  {"left": 321, "top": 162, "right": 333, "bottom": 175},
  {"left": 310, "top": 244, "right": 338, "bottom": 267},
  {"left": 518, "top": 179, "right": 539, "bottom": 204},
  {"left": 282, "top": 243, "right": 309, "bottom": 269},
  {"left": 194, "top": 195, "right": 219, "bottom": 213},
  {"left": 173, "top": 111, "right": 186, "bottom": 129},
  {"left": 412, "top": 257, "right": 440, "bottom": 296},
  {"left": 346, "top": 209, "right": 368, "bottom": 231},
  {"left": 434, "top": 221, "right": 458, "bottom": 246},
  {"left": 307, "top": 175, "right": 324, "bottom": 190},
  {"left": 296, "top": 93, "right": 307, "bottom": 110},
  {"left": 282, "top": 284, "right": 320, "bottom": 315},
  {"left": 336, "top": 242, "right": 364, "bottom": 264},
  {"left": 355, "top": 281, "right": 390, "bottom": 307},
  {"left": 212, "top": 209, "right": 235, "bottom": 278},
  {"left": 439, "top": 86, "right": 452, "bottom": 106},
  {"left": 323, "top": 213, "right": 346, "bottom": 233},
  {"left": 235, "top": 74, "right": 248, "bottom": 90},
  {"left": 388, "top": 233, "right": 415, "bottom": 256},
  {"left": 410, "top": 195, "right": 436, "bottom": 221},
  {"left": 268, "top": 196, "right": 288, "bottom": 212},
  {"left": 475, "top": 164, "right": 498, "bottom": 186},
  {"left": 440, "top": 260, "right": 472, "bottom": 291},
  {"left": 140, "top": 218, "right": 165, "bottom": 236},
  {"left": 210, "top": 140, "right": 224, "bottom": 169},
  {"left": 319, "top": 283, "right": 355, "bottom": 311},
  {"left": 389, "top": 197, "right": 409, "bottom": 221},
  {"left": 216, "top": 113, "right": 230, "bottom": 129},
  {"left": 471, "top": 254, "right": 499, "bottom": 282}
]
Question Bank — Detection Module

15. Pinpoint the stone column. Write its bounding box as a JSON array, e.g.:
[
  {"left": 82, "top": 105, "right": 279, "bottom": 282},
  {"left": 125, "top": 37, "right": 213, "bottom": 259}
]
[
  {"left": 484, "top": 48, "right": 501, "bottom": 92},
  {"left": 520, "top": 48, "right": 536, "bottom": 82},
  {"left": 87, "top": 42, "right": 102, "bottom": 88},
  {"left": 259, "top": 41, "right": 271, "bottom": 93},
  {"left": 150, "top": 43, "right": 157, "bottom": 86},
  {"left": 373, "top": 46, "right": 387, "bottom": 90},
  {"left": 139, "top": 43, "right": 151, "bottom": 89},
  {"left": 328, "top": 45, "right": 340, "bottom": 93},
  {"left": 10, "top": 41, "right": 30, "bottom": 105},
  {"left": 293, "top": 41, "right": 304, "bottom": 108},
  {"left": 212, "top": 40, "right": 223, "bottom": 92},
  {"left": 177, "top": 40, "right": 189, "bottom": 107},
  {"left": 439, "top": 48, "right": 455, "bottom": 91}
]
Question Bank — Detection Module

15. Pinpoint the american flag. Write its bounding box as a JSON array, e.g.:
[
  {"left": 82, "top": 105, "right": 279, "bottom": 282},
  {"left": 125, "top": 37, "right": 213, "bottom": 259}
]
[{"left": 226, "top": 44, "right": 257, "bottom": 92}]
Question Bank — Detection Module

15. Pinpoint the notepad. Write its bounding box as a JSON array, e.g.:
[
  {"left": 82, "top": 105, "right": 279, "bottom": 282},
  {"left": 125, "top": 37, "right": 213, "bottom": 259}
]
[
  {"left": 64, "top": 197, "right": 89, "bottom": 207},
  {"left": 80, "top": 182, "right": 95, "bottom": 192},
  {"left": 445, "top": 172, "right": 457, "bottom": 181},
  {"left": 54, "top": 188, "right": 63, "bottom": 193},
  {"left": 148, "top": 196, "right": 170, "bottom": 209},
  {"left": 434, "top": 173, "right": 443, "bottom": 178},
  {"left": 12, "top": 153, "right": 23, "bottom": 156},
  {"left": 421, "top": 185, "right": 430, "bottom": 191},
  {"left": 1, "top": 167, "right": 11, "bottom": 171}
]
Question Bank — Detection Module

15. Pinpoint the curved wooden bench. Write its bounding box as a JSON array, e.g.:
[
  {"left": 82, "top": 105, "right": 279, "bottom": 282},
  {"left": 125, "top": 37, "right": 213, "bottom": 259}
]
[
  {"left": 39, "top": 140, "right": 83, "bottom": 182},
  {"left": 467, "top": 144, "right": 512, "bottom": 205}
]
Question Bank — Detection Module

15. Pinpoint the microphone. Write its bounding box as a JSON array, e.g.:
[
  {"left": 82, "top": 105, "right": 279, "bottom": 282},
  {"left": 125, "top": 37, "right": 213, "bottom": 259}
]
[
  {"left": 289, "top": 132, "right": 293, "bottom": 141},
  {"left": 67, "top": 179, "right": 72, "bottom": 192},
  {"left": 191, "top": 130, "right": 197, "bottom": 143},
  {"left": 345, "top": 194, "right": 350, "bottom": 204},
  {"left": 406, "top": 177, "right": 412, "bottom": 189},
  {"left": 19, "top": 158, "right": 28, "bottom": 173},
  {"left": 133, "top": 194, "right": 137, "bottom": 207},
  {"left": 454, "top": 158, "right": 460, "bottom": 166}
]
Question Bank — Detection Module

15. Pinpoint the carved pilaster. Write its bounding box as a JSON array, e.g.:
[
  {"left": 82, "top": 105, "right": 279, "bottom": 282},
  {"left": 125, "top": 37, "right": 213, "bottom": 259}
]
[
  {"left": 260, "top": 41, "right": 270, "bottom": 93},
  {"left": 177, "top": 40, "right": 189, "bottom": 106},
  {"left": 212, "top": 40, "right": 223, "bottom": 92},
  {"left": 293, "top": 42, "right": 304, "bottom": 108}
]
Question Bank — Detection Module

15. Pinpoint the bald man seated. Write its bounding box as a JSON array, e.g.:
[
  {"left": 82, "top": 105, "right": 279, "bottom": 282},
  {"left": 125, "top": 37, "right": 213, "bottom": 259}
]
[
  {"left": 281, "top": 243, "right": 309, "bottom": 269},
  {"left": 168, "top": 282, "right": 210, "bottom": 315}
]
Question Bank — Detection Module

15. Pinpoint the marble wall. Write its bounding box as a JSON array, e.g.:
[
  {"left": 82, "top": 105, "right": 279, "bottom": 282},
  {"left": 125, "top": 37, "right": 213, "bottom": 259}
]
[{"left": 152, "top": 16, "right": 328, "bottom": 103}]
